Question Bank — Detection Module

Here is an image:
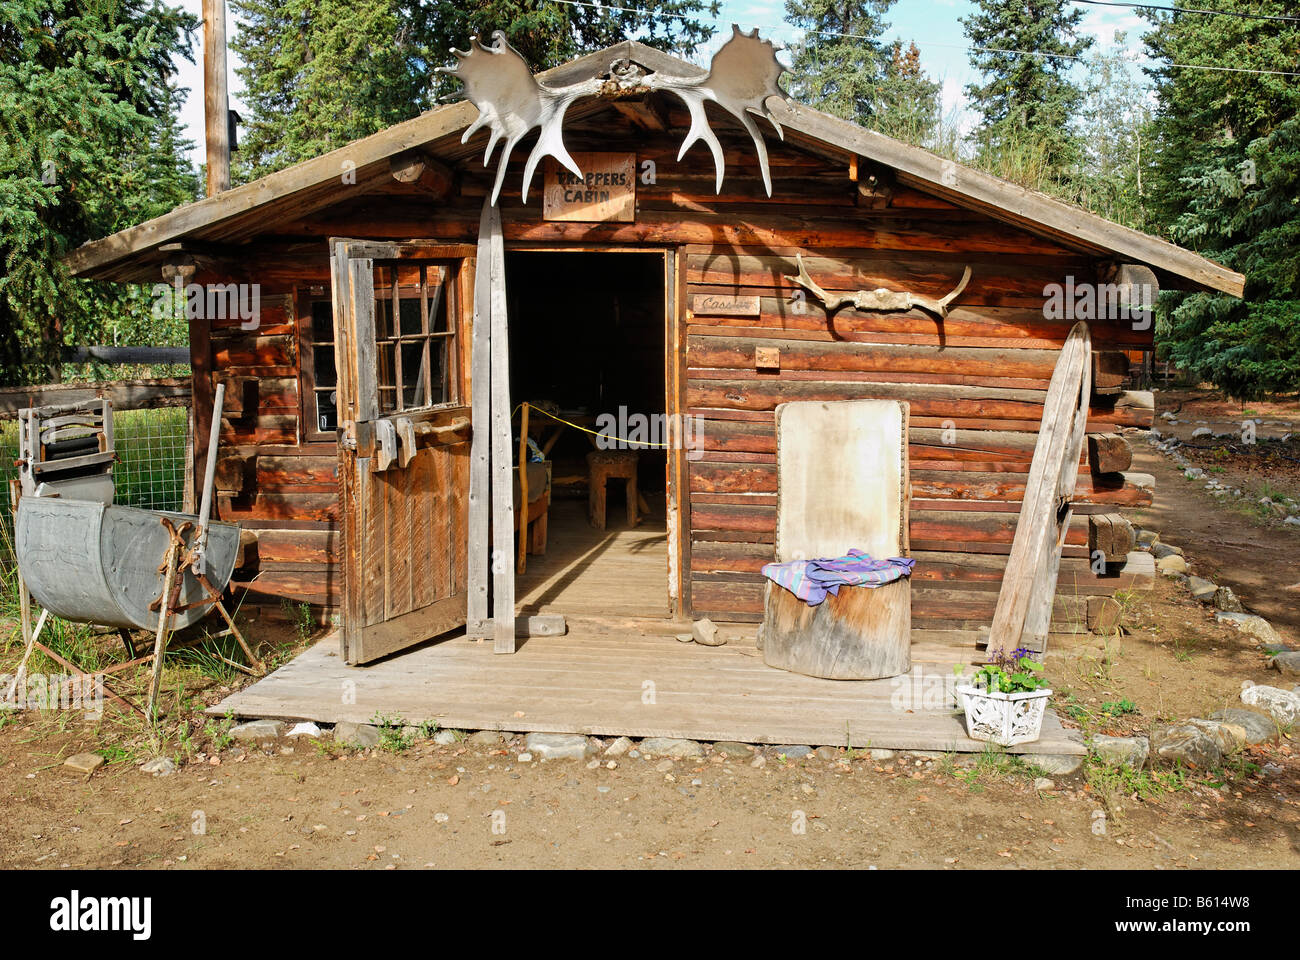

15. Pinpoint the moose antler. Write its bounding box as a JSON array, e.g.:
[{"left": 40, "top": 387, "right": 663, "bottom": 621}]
[
  {"left": 438, "top": 25, "right": 789, "bottom": 206},
  {"left": 785, "top": 254, "right": 973, "bottom": 320}
]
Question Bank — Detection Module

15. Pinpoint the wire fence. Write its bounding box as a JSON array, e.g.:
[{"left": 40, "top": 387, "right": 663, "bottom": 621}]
[{"left": 0, "top": 405, "right": 190, "bottom": 543}]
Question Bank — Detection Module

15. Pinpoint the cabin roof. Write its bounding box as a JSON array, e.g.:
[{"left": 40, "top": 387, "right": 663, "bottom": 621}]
[{"left": 65, "top": 40, "right": 1244, "bottom": 297}]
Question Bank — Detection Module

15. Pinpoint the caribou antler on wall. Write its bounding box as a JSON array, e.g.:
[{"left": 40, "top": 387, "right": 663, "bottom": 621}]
[
  {"left": 438, "top": 25, "right": 789, "bottom": 206},
  {"left": 785, "top": 254, "right": 973, "bottom": 320}
]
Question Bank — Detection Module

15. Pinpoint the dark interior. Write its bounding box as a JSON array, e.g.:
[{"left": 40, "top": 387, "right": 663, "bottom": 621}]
[{"left": 506, "top": 250, "right": 667, "bottom": 514}]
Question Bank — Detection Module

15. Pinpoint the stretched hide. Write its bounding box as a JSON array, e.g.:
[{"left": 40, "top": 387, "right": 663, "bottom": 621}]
[{"left": 763, "top": 399, "right": 911, "bottom": 679}]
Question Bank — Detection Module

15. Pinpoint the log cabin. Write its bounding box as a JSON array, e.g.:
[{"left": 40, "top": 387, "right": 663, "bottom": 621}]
[{"left": 65, "top": 37, "right": 1243, "bottom": 696}]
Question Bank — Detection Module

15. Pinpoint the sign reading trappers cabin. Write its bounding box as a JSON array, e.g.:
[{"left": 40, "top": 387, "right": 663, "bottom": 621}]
[{"left": 543, "top": 152, "right": 636, "bottom": 222}]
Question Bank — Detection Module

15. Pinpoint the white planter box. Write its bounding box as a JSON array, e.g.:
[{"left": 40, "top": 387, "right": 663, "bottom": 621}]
[{"left": 956, "top": 685, "right": 1052, "bottom": 747}]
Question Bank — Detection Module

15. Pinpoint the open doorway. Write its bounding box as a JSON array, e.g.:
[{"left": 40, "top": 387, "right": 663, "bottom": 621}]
[{"left": 505, "top": 250, "right": 670, "bottom": 620}]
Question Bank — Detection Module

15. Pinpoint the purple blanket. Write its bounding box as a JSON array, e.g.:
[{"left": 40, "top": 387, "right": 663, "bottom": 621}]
[{"left": 762, "top": 549, "right": 914, "bottom": 606}]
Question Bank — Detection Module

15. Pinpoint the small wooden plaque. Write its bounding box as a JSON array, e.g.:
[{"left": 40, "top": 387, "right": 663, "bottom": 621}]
[
  {"left": 691, "top": 294, "right": 761, "bottom": 317},
  {"left": 543, "top": 152, "right": 636, "bottom": 222},
  {"left": 755, "top": 346, "right": 780, "bottom": 370}
]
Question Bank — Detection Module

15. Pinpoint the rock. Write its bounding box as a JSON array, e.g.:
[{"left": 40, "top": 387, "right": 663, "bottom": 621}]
[
  {"left": 1273, "top": 651, "right": 1300, "bottom": 678},
  {"left": 1135, "top": 529, "right": 1159, "bottom": 550},
  {"left": 141, "top": 757, "right": 177, "bottom": 777},
  {"left": 286, "top": 722, "right": 321, "bottom": 738},
  {"left": 1240, "top": 684, "right": 1300, "bottom": 724},
  {"left": 1187, "top": 576, "right": 1218, "bottom": 602},
  {"left": 1188, "top": 718, "right": 1245, "bottom": 754},
  {"left": 230, "top": 719, "right": 285, "bottom": 741},
  {"left": 1151, "top": 542, "right": 1184, "bottom": 560},
  {"left": 1023, "top": 754, "right": 1083, "bottom": 775},
  {"left": 1285, "top": 516, "right": 1300, "bottom": 527},
  {"left": 1191, "top": 427, "right": 1212, "bottom": 439},
  {"left": 517, "top": 752, "right": 533, "bottom": 763},
  {"left": 1153, "top": 723, "right": 1222, "bottom": 767},
  {"left": 774, "top": 745, "right": 813, "bottom": 760},
  {"left": 433, "top": 730, "right": 458, "bottom": 745},
  {"left": 334, "top": 721, "right": 380, "bottom": 749},
  {"left": 64, "top": 752, "right": 104, "bottom": 775},
  {"left": 1157, "top": 554, "right": 1188, "bottom": 575},
  {"left": 1091, "top": 735, "right": 1149, "bottom": 769},
  {"left": 1160, "top": 411, "right": 1177, "bottom": 422},
  {"left": 1213, "top": 586, "right": 1244, "bottom": 613},
  {"left": 869, "top": 748, "right": 895, "bottom": 761},
  {"left": 711, "top": 740, "right": 753, "bottom": 759},
  {"left": 603, "top": 736, "right": 633, "bottom": 757},
  {"left": 640, "top": 737, "right": 704, "bottom": 759},
  {"left": 1214, "top": 611, "right": 1284, "bottom": 647},
  {"left": 1033, "top": 778, "right": 1055, "bottom": 791},
  {"left": 814, "top": 746, "right": 839, "bottom": 762},
  {"left": 467, "top": 730, "right": 506, "bottom": 746},
  {"left": 1209, "top": 708, "right": 1277, "bottom": 744},
  {"left": 692, "top": 618, "right": 725, "bottom": 646},
  {"left": 655, "top": 759, "right": 675, "bottom": 773},
  {"left": 523, "top": 732, "right": 589, "bottom": 760},
  {"left": 675, "top": 633, "right": 694, "bottom": 643}
]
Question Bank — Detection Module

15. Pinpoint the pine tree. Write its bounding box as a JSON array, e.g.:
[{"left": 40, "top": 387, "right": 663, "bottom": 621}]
[
  {"left": 872, "top": 41, "right": 942, "bottom": 146},
  {"left": 1142, "top": 3, "right": 1300, "bottom": 399},
  {"left": 232, "top": 0, "right": 722, "bottom": 180},
  {"left": 961, "top": 0, "right": 1092, "bottom": 183},
  {"left": 783, "top": 0, "right": 897, "bottom": 124},
  {"left": 0, "top": 0, "right": 200, "bottom": 384}
]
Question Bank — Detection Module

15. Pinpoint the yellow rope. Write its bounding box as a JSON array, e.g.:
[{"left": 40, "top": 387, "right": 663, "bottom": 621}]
[{"left": 515, "top": 401, "right": 670, "bottom": 449}]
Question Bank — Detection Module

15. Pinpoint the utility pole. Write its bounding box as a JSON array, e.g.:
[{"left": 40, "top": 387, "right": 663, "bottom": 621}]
[{"left": 203, "top": 0, "right": 230, "bottom": 196}]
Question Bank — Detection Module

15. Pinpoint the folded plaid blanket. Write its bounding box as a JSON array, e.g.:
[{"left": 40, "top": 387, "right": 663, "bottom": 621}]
[{"left": 762, "top": 549, "right": 914, "bottom": 606}]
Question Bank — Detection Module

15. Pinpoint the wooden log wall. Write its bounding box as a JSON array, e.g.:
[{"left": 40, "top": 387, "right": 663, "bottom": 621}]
[
  {"left": 194, "top": 103, "right": 1154, "bottom": 631},
  {"left": 191, "top": 276, "right": 341, "bottom": 607}
]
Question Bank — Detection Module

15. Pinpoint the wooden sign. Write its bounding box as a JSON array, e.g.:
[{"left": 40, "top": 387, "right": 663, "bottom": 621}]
[
  {"left": 543, "top": 153, "right": 636, "bottom": 222},
  {"left": 691, "top": 294, "right": 761, "bottom": 317}
]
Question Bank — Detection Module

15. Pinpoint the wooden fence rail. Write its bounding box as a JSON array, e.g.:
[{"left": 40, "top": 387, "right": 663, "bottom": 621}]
[{"left": 0, "top": 377, "right": 192, "bottom": 420}]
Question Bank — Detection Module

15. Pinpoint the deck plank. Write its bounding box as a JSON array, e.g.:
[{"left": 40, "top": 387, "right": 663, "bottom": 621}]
[{"left": 211, "top": 628, "right": 1083, "bottom": 755}]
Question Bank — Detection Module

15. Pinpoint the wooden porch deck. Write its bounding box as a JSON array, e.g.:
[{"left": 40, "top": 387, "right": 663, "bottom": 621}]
[{"left": 210, "top": 617, "right": 1084, "bottom": 755}]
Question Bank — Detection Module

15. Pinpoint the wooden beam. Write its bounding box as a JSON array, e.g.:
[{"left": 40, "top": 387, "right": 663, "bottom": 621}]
[
  {"left": 487, "top": 202, "right": 517, "bottom": 653},
  {"left": 610, "top": 96, "right": 670, "bottom": 132},
  {"left": 202, "top": 0, "right": 230, "bottom": 196},
  {"left": 389, "top": 151, "right": 453, "bottom": 198},
  {"left": 1092, "top": 351, "right": 1129, "bottom": 396},
  {"left": 1087, "top": 432, "right": 1132, "bottom": 474},
  {"left": 0, "top": 376, "right": 191, "bottom": 419},
  {"left": 1088, "top": 513, "right": 1135, "bottom": 562},
  {"left": 467, "top": 204, "right": 492, "bottom": 638}
]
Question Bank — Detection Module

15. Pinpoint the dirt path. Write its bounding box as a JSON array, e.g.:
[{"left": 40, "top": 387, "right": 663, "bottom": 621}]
[
  {"left": 0, "top": 730, "right": 1296, "bottom": 870},
  {"left": 1128, "top": 441, "right": 1300, "bottom": 646}
]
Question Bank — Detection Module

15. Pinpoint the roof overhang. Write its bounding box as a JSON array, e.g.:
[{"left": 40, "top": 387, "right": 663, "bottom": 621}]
[{"left": 65, "top": 40, "right": 1244, "bottom": 297}]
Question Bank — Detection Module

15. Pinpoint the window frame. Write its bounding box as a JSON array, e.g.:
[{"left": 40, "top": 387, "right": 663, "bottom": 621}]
[{"left": 297, "top": 288, "right": 340, "bottom": 443}]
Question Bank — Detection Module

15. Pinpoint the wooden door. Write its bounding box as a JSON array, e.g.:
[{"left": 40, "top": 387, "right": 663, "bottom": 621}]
[{"left": 331, "top": 240, "right": 475, "bottom": 664}]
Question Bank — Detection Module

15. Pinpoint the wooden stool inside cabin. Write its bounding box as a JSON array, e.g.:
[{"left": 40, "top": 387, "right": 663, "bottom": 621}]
[{"left": 586, "top": 450, "right": 638, "bottom": 530}]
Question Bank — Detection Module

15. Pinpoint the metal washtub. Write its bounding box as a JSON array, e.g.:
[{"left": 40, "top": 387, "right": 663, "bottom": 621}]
[{"left": 15, "top": 497, "right": 240, "bottom": 632}]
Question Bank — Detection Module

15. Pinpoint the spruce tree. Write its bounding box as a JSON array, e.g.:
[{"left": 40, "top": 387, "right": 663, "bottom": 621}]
[
  {"left": 232, "top": 0, "right": 722, "bottom": 180},
  {"left": 1143, "top": 3, "right": 1300, "bottom": 398},
  {"left": 783, "top": 0, "right": 897, "bottom": 125},
  {"left": 961, "top": 0, "right": 1092, "bottom": 182},
  {"left": 0, "top": 0, "right": 199, "bottom": 384}
]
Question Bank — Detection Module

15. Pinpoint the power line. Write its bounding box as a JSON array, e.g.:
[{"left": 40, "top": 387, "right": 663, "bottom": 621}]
[
  {"left": 1073, "top": 0, "right": 1300, "bottom": 25},
  {"left": 543, "top": 0, "right": 1300, "bottom": 78}
]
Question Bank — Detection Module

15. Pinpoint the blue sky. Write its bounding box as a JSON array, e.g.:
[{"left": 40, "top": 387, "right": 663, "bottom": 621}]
[{"left": 172, "top": 0, "right": 1147, "bottom": 168}]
